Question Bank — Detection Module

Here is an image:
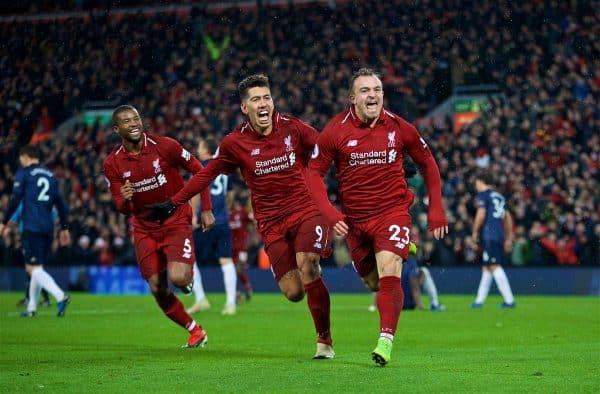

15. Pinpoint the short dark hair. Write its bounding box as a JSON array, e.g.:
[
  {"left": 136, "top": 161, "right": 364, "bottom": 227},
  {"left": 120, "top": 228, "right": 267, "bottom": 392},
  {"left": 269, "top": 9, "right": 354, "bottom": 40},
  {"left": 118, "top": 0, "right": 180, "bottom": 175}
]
[
  {"left": 238, "top": 74, "right": 270, "bottom": 101},
  {"left": 349, "top": 67, "right": 381, "bottom": 95},
  {"left": 475, "top": 171, "right": 495, "bottom": 187},
  {"left": 201, "top": 137, "right": 219, "bottom": 156},
  {"left": 112, "top": 104, "right": 138, "bottom": 126},
  {"left": 19, "top": 144, "right": 41, "bottom": 160}
]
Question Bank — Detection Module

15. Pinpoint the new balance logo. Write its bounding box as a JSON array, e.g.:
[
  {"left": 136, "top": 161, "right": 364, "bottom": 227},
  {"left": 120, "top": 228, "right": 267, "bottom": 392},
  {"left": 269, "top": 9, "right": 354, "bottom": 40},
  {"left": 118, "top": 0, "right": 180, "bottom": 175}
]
[
  {"left": 251, "top": 148, "right": 260, "bottom": 156},
  {"left": 123, "top": 171, "right": 131, "bottom": 178},
  {"left": 347, "top": 140, "right": 358, "bottom": 147}
]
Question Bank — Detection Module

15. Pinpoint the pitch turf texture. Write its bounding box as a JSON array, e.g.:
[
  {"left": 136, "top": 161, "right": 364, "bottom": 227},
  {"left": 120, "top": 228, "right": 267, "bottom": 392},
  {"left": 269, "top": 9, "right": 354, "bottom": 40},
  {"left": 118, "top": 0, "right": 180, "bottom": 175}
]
[{"left": 1, "top": 293, "right": 598, "bottom": 393}]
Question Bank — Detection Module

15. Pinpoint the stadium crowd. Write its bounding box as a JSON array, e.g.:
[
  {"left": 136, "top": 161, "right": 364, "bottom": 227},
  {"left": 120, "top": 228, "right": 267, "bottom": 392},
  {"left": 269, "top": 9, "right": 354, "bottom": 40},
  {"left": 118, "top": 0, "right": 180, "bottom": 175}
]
[{"left": 0, "top": 0, "right": 598, "bottom": 268}]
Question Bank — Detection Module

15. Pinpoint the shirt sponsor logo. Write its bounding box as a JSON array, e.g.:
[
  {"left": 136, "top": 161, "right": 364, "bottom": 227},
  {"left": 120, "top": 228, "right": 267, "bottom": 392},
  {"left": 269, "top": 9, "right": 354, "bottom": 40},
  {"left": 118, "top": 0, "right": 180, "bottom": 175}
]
[
  {"left": 251, "top": 148, "right": 260, "bottom": 156},
  {"left": 347, "top": 140, "right": 358, "bottom": 147},
  {"left": 348, "top": 150, "right": 398, "bottom": 166},
  {"left": 153, "top": 159, "right": 162, "bottom": 174},
  {"left": 130, "top": 175, "right": 167, "bottom": 192},
  {"left": 254, "top": 153, "right": 295, "bottom": 175}
]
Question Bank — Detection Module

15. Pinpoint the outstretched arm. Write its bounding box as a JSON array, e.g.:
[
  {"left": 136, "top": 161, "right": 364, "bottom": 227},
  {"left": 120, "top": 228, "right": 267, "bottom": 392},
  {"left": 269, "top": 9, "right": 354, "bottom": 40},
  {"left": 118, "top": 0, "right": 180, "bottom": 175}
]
[{"left": 405, "top": 128, "right": 448, "bottom": 239}]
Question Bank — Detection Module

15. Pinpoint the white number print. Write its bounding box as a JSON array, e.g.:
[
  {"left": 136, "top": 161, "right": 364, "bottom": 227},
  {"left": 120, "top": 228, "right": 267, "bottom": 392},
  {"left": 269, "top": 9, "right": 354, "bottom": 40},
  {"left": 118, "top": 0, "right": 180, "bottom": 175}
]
[
  {"left": 182, "top": 238, "right": 192, "bottom": 259},
  {"left": 313, "top": 225, "right": 323, "bottom": 249},
  {"left": 210, "top": 174, "right": 228, "bottom": 196},
  {"left": 37, "top": 177, "right": 50, "bottom": 201},
  {"left": 490, "top": 192, "right": 505, "bottom": 219},
  {"left": 389, "top": 224, "right": 410, "bottom": 250}
]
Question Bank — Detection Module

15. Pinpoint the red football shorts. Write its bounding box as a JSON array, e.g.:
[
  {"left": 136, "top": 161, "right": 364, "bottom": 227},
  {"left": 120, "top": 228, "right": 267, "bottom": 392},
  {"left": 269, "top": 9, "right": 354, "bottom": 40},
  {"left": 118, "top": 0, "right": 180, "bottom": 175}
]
[
  {"left": 261, "top": 210, "right": 332, "bottom": 282},
  {"left": 133, "top": 225, "right": 195, "bottom": 280},
  {"left": 347, "top": 210, "right": 412, "bottom": 278}
]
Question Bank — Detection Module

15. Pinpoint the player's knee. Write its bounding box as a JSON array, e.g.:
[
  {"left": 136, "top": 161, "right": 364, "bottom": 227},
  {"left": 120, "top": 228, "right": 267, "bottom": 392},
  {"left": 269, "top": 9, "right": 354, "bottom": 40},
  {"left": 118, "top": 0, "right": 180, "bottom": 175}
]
[
  {"left": 284, "top": 288, "right": 305, "bottom": 302},
  {"left": 297, "top": 254, "right": 321, "bottom": 278},
  {"left": 170, "top": 274, "right": 190, "bottom": 289},
  {"left": 363, "top": 277, "right": 379, "bottom": 292}
]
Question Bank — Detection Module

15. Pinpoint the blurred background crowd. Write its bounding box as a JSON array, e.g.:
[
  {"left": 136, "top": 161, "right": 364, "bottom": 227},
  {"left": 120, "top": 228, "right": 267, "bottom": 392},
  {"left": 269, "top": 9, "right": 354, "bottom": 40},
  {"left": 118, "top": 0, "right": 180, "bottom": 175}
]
[{"left": 0, "top": 0, "right": 598, "bottom": 269}]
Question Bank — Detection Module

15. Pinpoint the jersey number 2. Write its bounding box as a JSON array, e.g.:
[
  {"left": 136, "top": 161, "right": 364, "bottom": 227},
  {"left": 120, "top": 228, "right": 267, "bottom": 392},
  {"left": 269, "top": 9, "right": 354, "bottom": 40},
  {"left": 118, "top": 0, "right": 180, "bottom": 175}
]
[{"left": 37, "top": 177, "right": 50, "bottom": 201}]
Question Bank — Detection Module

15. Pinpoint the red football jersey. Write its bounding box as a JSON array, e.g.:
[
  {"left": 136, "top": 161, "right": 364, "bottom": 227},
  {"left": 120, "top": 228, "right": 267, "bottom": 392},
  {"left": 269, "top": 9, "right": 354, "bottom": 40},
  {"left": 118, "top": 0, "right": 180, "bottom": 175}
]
[
  {"left": 229, "top": 204, "right": 251, "bottom": 251},
  {"left": 172, "top": 112, "right": 320, "bottom": 226},
  {"left": 309, "top": 106, "right": 446, "bottom": 228},
  {"left": 103, "top": 133, "right": 211, "bottom": 231}
]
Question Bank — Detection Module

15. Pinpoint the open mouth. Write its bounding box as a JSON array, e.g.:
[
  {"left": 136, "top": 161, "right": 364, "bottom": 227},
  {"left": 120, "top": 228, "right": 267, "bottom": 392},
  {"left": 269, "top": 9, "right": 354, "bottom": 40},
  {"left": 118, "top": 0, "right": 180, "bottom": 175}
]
[
  {"left": 257, "top": 110, "right": 270, "bottom": 122},
  {"left": 366, "top": 101, "right": 378, "bottom": 111},
  {"left": 129, "top": 128, "right": 141, "bottom": 137}
]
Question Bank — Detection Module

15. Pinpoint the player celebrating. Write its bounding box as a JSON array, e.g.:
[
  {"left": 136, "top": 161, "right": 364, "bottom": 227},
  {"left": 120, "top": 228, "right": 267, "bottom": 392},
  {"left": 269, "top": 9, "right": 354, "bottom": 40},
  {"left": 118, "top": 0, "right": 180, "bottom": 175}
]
[
  {"left": 146, "top": 74, "right": 335, "bottom": 359},
  {"left": 307, "top": 68, "right": 448, "bottom": 366},
  {"left": 470, "top": 172, "right": 516, "bottom": 308},
  {"left": 103, "top": 105, "right": 215, "bottom": 348},
  {"left": 0, "top": 145, "right": 71, "bottom": 317},
  {"left": 188, "top": 137, "right": 238, "bottom": 316}
]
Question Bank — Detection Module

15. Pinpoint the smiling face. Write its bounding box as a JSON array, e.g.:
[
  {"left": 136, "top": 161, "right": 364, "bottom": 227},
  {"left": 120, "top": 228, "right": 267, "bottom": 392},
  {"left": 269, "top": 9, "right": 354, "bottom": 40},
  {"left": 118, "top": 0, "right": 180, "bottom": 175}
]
[
  {"left": 240, "top": 86, "right": 274, "bottom": 135},
  {"left": 350, "top": 74, "right": 384, "bottom": 126},
  {"left": 113, "top": 108, "right": 143, "bottom": 146}
]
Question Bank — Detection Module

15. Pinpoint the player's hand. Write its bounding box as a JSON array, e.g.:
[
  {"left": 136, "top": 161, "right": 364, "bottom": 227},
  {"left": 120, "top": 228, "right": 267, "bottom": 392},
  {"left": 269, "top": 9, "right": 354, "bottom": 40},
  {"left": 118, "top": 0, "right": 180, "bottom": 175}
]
[
  {"left": 504, "top": 239, "right": 513, "bottom": 253},
  {"left": 59, "top": 229, "right": 71, "bottom": 247},
  {"left": 200, "top": 210, "right": 215, "bottom": 232},
  {"left": 191, "top": 213, "right": 200, "bottom": 229},
  {"left": 333, "top": 220, "right": 349, "bottom": 238},
  {"left": 121, "top": 181, "right": 134, "bottom": 201},
  {"left": 144, "top": 199, "right": 176, "bottom": 223},
  {"left": 431, "top": 225, "right": 448, "bottom": 240},
  {"left": 0, "top": 223, "right": 6, "bottom": 238}
]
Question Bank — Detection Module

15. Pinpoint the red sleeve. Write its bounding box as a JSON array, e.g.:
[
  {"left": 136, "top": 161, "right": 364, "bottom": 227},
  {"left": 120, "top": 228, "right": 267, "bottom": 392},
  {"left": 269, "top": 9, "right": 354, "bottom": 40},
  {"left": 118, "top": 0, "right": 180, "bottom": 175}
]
[
  {"left": 296, "top": 118, "right": 319, "bottom": 166},
  {"left": 162, "top": 136, "right": 213, "bottom": 210},
  {"left": 171, "top": 139, "right": 237, "bottom": 207},
  {"left": 307, "top": 125, "right": 344, "bottom": 224},
  {"left": 402, "top": 122, "right": 447, "bottom": 230},
  {"left": 103, "top": 157, "right": 133, "bottom": 215}
]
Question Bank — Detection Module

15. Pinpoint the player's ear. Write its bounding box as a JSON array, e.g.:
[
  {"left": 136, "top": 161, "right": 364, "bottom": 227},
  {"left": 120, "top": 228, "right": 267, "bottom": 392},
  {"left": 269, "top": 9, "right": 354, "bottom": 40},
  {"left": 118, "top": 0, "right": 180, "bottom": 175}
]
[
  {"left": 240, "top": 102, "right": 248, "bottom": 115},
  {"left": 349, "top": 94, "right": 356, "bottom": 105}
]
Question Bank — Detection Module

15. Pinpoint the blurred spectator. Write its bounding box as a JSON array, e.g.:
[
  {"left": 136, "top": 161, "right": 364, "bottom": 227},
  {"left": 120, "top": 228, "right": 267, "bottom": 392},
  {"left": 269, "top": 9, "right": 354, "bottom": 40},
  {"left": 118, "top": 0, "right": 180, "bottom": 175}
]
[{"left": 0, "top": 1, "right": 597, "bottom": 267}]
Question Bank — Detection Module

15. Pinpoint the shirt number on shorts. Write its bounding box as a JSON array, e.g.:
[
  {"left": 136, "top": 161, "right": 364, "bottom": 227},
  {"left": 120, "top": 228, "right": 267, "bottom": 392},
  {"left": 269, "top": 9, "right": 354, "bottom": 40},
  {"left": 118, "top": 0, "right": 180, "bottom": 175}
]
[
  {"left": 313, "top": 225, "right": 323, "bottom": 249},
  {"left": 182, "top": 238, "right": 192, "bottom": 259},
  {"left": 388, "top": 225, "right": 410, "bottom": 249}
]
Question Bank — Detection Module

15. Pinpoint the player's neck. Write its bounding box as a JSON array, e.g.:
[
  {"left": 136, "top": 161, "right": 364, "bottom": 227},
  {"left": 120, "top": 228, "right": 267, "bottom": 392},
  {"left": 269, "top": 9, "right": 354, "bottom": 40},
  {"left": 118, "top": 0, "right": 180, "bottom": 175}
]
[
  {"left": 123, "top": 140, "right": 142, "bottom": 155},
  {"left": 252, "top": 122, "right": 273, "bottom": 136}
]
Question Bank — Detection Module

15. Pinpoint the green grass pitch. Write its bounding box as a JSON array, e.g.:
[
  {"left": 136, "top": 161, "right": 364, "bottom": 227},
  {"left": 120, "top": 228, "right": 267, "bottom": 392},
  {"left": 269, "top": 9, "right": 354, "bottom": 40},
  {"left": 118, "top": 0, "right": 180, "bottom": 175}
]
[{"left": 1, "top": 293, "right": 598, "bottom": 393}]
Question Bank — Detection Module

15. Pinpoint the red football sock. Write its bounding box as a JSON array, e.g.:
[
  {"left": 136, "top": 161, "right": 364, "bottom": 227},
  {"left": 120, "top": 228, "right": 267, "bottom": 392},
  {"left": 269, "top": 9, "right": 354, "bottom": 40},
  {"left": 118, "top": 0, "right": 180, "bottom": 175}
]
[
  {"left": 238, "top": 271, "right": 252, "bottom": 292},
  {"left": 304, "top": 277, "right": 332, "bottom": 345},
  {"left": 155, "top": 292, "right": 195, "bottom": 331},
  {"left": 377, "top": 276, "right": 404, "bottom": 339}
]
